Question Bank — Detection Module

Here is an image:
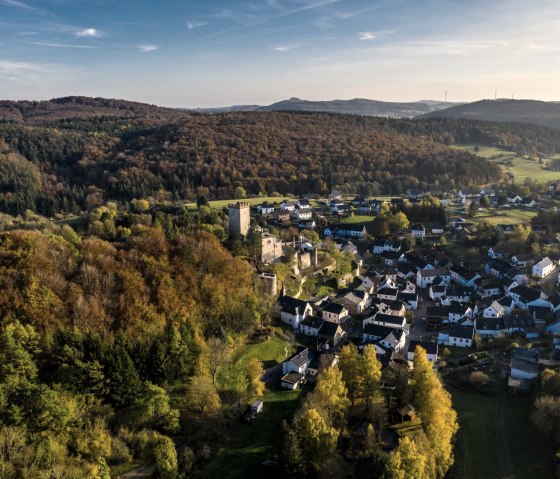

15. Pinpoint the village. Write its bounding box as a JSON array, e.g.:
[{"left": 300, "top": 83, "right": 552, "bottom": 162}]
[{"left": 225, "top": 185, "right": 560, "bottom": 397}]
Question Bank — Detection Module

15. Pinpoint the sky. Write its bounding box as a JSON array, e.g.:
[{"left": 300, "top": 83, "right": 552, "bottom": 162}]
[{"left": 1, "top": 0, "right": 560, "bottom": 107}]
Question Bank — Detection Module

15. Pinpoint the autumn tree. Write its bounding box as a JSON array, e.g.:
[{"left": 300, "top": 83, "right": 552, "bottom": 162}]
[
  {"left": 245, "top": 358, "right": 265, "bottom": 399},
  {"left": 412, "top": 346, "right": 458, "bottom": 478}
]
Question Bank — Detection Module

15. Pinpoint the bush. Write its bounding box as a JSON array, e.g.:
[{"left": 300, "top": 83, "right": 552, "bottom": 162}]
[
  {"left": 469, "top": 371, "right": 490, "bottom": 391},
  {"left": 153, "top": 435, "right": 178, "bottom": 479},
  {"left": 109, "top": 437, "right": 133, "bottom": 465}
]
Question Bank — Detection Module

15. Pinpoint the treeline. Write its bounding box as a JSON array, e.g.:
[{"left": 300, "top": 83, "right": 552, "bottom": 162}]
[
  {"left": 282, "top": 345, "right": 458, "bottom": 478},
  {"left": 0, "top": 111, "right": 507, "bottom": 216}
]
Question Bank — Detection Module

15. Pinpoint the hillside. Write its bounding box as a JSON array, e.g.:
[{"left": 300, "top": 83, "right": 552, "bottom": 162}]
[
  {"left": 257, "top": 97, "right": 461, "bottom": 117},
  {"left": 0, "top": 107, "right": 503, "bottom": 216},
  {"left": 0, "top": 96, "right": 186, "bottom": 124},
  {"left": 419, "top": 99, "right": 560, "bottom": 129}
]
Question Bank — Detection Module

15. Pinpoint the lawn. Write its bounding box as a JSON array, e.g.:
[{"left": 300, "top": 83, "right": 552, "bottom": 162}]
[
  {"left": 449, "top": 386, "right": 555, "bottom": 479},
  {"left": 185, "top": 196, "right": 293, "bottom": 210},
  {"left": 203, "top": 334, "right": 305, "bottom": 479},
  {"left": 453, "top": 144, "right": 560, "bottom": 183},
  {"left": 473, "top": 208, "right": 537, "bottom": 226}
]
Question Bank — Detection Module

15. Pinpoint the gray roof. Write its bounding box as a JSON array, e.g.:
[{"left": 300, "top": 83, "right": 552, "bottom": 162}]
[
  {"left": 287, "top": 348, "right": 314, "bottom": 367},
  {"left": 449, "top": 325, "right": 474, "bottom": 340}
]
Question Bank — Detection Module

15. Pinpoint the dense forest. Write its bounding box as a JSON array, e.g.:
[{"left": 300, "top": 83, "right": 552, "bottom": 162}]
[
  {"left": 2, "top": 96, "right": 560, "bottom": 218},
  {"left": 0, "top": 206, "right": 270, "bottom": 478}
]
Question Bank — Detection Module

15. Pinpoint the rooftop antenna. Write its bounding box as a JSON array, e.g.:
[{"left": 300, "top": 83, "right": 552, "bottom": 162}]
[
  {"left": 511, "top": 93, "right": 514, "bottom": 100},
  {"left": 445, "top": 91, "right": 448, "bottom": 102}
]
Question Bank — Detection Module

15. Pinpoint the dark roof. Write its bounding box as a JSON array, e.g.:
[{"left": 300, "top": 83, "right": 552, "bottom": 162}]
[
  {"left": 300, "top": 315, "right": 324, "bottom": 329},
  {"left": 412, "top": 224, "right": 425, "bottom": 230},
  {"left": 377, "top": 288, "right": 399, "bottom": 297},
  {"left": 510, "top": 285, "right": 542, "bottom": 302},
  {"left": 513, "top": 347, "right": 539, "bottom": 363},
  {"left": 389, "top": 300, "right": 405, "bottom": 310},
  {"left": 363, "top": 323, "right": 395, "bottom": 339},
  {"left": 408, "top": 340, "right": 438, "bottom": 356},
  {"left": 449, "top": 325, "right": 474, "bottom": 340},
  {"left": 427, "top": 306, "right": 448, "bottom": 318},
  {"left": 503, "top": 315, "right": 534, "bottom": 329},
  {"left": 322, "top": 301, "right": 347, "bottom": 315},
  {"left": 398, "top": 291, "right": 418, "bottom": 302},
  {"left": 374, "top": 313, "right": 405, "bottom": 326},
  {"left": 280, "top": 296, "right": 310, "bottom": 315},
  {"left": 448, "top": 303, "right": 470, "bottom": 315},
  {"left": 450, "top": 264, "right": 480, "bottom": 281},
  {"left": 318, "top": 320, "right": 341, "bottom": 339},
  {"left": 281, "top": 372, "right": 305, "bottom": 385},
  {"left": 476, "top": 317, "right": 505, "bottom": 331}
]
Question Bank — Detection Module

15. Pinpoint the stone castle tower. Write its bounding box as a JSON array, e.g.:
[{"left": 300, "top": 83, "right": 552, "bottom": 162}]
[{"left": 228, "top": 202, "right": 250, "bottom": 238}]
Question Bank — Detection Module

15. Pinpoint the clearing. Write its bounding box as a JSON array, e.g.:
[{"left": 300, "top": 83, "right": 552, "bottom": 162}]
[{"left": 453, "top": 144, "right": 560, "bottom": 183}]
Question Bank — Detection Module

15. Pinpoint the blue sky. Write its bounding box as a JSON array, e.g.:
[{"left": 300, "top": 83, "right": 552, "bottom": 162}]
[{"left": 1, "top": 0, "right": 560, "bottom": 107}]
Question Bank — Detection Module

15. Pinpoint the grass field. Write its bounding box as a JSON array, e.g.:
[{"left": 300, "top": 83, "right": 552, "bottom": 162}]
[
  {"left": 454, "top": 144, "right": 560, "bottom": 183},
  {"left": 185, "top": 196, "right": 294, "bottom": 210},
  {"left": 450, "top": 386, "right": 554, "bottom": 479},
  {"left": 472, "top": 208, "right": 538, "bottom": 226},
  {"left": 203, "top": 334, "right": 303, "bottom": 479}
]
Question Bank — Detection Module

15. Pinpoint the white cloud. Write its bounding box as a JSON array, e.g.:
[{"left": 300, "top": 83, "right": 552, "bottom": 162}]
[
  {"left": 138, "top": 44, "right": 158, "bottom": 53},
  {"left": 186, "top": 20, "right": 207, "bottom": 30},
  {"left": 274, "top": 45, "right": 296, "bottom": 52},
  {"left": 1, "top": 0, "right": 39, "bottom": 12},
  {"left": 359, "top": 32, "right": 377, "bottom": 41},
  {"left": 0, "top": 60, "right": 43, "bottom": 73},
  {"left": 75, "top": 28, "right": 101, "bottom": 38}
]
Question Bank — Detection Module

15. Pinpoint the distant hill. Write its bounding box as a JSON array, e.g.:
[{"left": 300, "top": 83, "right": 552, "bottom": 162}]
[
  {"left": 419, "top": 99, "right": 560, "bottom": 129},
  {"left": 0, "top": 96, "right": 185, "bottom": 123},
  {"left": 256, "top": 97, "right": 461, "bottom": 118},
  {"left": 183, "top": 105, "right": 260, "bottom": 113}
]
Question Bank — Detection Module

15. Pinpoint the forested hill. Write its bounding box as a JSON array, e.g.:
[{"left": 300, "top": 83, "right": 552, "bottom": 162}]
[
  {"left": 0, "top": 110, "right": 504, "bottom": 216},
  {"left": 419, "top": 99, "right": 560, "bottom": 130},
  {"left": 0, "top": 96, "right": 186, "bottom": 124}
]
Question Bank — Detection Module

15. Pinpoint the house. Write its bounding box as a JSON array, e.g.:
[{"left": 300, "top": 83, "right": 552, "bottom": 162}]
[
  {"left": 364, "top": 327, "right": 406, "bottom": 354},
  {"left": 444, "top": 285, "right": 472, "bottom": 304},
  {"left": 351, "top": 195, "right": 369, "bottom": 206},
  {"left": 449, "top": 264, "right": 481, "bottom": 288},
  {"left": 451, "top": 217, "right": 468, "bottom": 229},
  {"left": 488, "top": 245, "right": 510, "bottom": 260},
  {"left": 281, "top": 372, "right": 305, "bottom": 390},
  {"left": 447, "top": 303, "right": 473, "bottom": 323},
  {"left": 416, "top": 268, "right": 451, "bottom": 288},
  {"left": 482, "top": 300, "right": 506, "bottom": 318},
  {"left": 510, "top": 348, "right": 539, "bottom": 380},
  {"left": 320, "top": 301, "right": 349, "bottom": 324},
  {"left": 475, "top": 317, "right": 505, "bottom": 338},
  {"left": 317, "top": 321, "right": 345, "bottom": 347},
  {"left": 429, "top": 285, "right": 447, "bottom": 301},
  {"left": 339, "top": 290, "right": 370, "bottom": 314},
  {"left": 299, "top": 315, "right": 324, "bottom": 337},
  {"left": 503, "top": 315, "right": 537, "bottom": 337},
  {"left": 324, "top": 224, "right": 367, "bottom": 239},
  {"left": 372, "top": 239, "right": 401, "bottom": 254},
  {"left": 274, "top": 209, "right": 291, "bottom": 222},
  {"left": 372, "top": 313, "right": 407, "bottom": 329},
  {"left": 363, "top": 324, "right": 396, "bottom": 342},
  {"left": 521, "top": 198, "right": 536, "bottom": 208},
  {"left": 306, "top": 352, "right": 338, "bottom": 379},
  {"left": 408, "top": 188, "right": 424, "bottom": 200},
  {"left": 257, "top": 204, "right": 275, "bottom": 215},
  {"left": 296, "top": 198, "right": 312, "bottom": 209},
  {"left": 545, "top": 319, "right": 560, "bottom": 334},
  {"left": 397, "top": 291, "right": 419, "bottom": 310},
  {"left": 477, "top": 279, "right": 502, "bottom": 299},
  {"left": 439, "top": 326, "right": 474, "bottom": 348},
  {"left": 507, "top": 285, "right": 549, "bottom": 310},
  {"left": 532, "top": 257, "right": 555, "bottom": 279},
  {"left": 280, "top": 201, "right": 296, "bottom": 211},
  {"left": 511, "top": 254, "right": 533, "bottom": 268},
  {"left": 411, "top": 224, "right": 426, "bottom": 238},
  {"left": 398, "top": 404, "right": 417, "bottom": 422},
  {"left": 376, "top": 287, "right": 399, "bottom": 302},
  {"left": 261, "top": 232, "right": 284, "bottom": 264},
  {"left": 279, "top": 296, "right": 313, "bottom": 329},
  {"left": 507, "top": 195, "right": 523, "bottom": 204},
  {"left": 292, "top": 209, "right": 313, "bottom": 221},
  {"left": 431, "top": 227, "right": 445, "bottom": 234},
  {"left": 282, "top": 347, "right": 314, "bottom": 375},
  {"left": 407, "top": 340, "right": 438, "bottom": 363}
]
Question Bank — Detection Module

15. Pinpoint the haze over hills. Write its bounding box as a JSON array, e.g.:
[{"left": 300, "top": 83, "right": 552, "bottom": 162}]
[{"left": 419, "top": 99, "right": 560, "bottom": 130}]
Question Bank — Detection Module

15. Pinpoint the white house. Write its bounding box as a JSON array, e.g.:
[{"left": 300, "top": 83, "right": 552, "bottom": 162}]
[
  {"left": 483, "top": 300, "right": 506, "bottom": 318},
  {"left": 279, "top": 296, "right": 313, "bottom": 329},
  {"left": 282, "top": 348, "right": 314, "bottom": 375},
  {"left": 510, "top": 348, "right": 539, "bottom": 380},
  {"left": 372, "top": 239, "right": 401, "bottom": 254},
  {"left": 371, "top": 313, "right": 407, "bottom": 329},
  {"left": 411, "top": 224, "right": 426, "bottom": 238},
  {"left": 532, "top": 257, "right": 555, "bottom": 279},
  {"left": 280, "top": 201, "right": 296, "bottom": 211},
  {"left": 292, "top": 209, "right": 313, "bottom": 221},
  {"left": 507, "top": 285, "right": 549, "bottom": 310},
  {"left": 257, "top": 204, "right": 275, "bottom": 215},
  {"left": 320, "top": 302, "right": 349, "bottom": 324},
  {"left": 299, "top": 316, "right": 324, "bottom": 337},
  {"left": 438, "top": 326, "right": 474, "bottom": 348},
  {"left": 416, "top": 268, "right": 451, "bottom": 288},
  {"left": 407, "top": 340, "right": 438, "bottom": 363},
  {"left": 475, "top": 317, "right": 505, "bottom": 338}
]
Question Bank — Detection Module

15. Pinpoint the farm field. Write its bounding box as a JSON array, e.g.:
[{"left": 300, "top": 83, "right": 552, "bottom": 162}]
[
  {"left": 473, "top": 208, "right": 538, "bottom": 225},
  {"left": 449, "top": 386, "right": 554, "bottom": 479},
  {"left": 453, "top": 144, "right": 560, "bottom": 183},
  {"left": 185, "top": 196, "right": 293, "bottom": 210}
]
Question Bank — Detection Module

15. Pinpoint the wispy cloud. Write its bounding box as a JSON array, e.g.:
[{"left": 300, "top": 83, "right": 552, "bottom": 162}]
[
  {"left": 31, "top": 41, "right": 98, "bottom": 49},
  {"left": 186, "top": 20, "right": 207, "bottom": 30},
  {"left": 75, "top": 28, "right": 101, "bottom": 38},
  {"left": 0, "top": 60, "right": 44, "bottom": 73},
  {"left": 359, "top": 32, "right": 377, "bottom": 41},
  {"left": 138, "top": 44, "right": 158, "bottom": 53},
  {"left": 1, "top": 0, "right": 39, "bottom": 12}
]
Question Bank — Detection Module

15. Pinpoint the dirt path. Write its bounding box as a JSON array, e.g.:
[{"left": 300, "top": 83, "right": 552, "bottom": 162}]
[{"left": 117, "top": 464, "right": 155, "bottom": 479}]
